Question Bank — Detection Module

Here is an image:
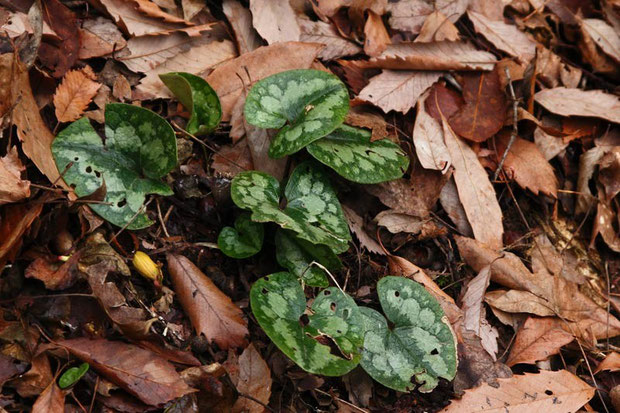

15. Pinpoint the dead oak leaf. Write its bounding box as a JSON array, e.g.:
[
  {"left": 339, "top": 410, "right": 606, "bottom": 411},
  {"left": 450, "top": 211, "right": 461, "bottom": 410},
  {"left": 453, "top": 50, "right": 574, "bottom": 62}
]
[
  {"left": 167, "top": 254, "right": 248, "bottom": 349},
  {"left": 53, "top": 67, "right": 102, "bottom": 123}
]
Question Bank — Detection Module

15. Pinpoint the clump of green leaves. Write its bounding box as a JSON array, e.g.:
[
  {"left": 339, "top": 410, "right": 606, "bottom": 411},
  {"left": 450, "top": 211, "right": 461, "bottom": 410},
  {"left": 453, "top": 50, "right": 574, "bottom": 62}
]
[{"left": 218, "top": 213, "right": 264, "bottom": 259}]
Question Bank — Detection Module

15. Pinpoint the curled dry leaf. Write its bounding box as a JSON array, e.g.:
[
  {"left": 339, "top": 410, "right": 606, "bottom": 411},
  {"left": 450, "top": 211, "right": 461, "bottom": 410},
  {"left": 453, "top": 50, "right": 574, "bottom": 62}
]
[
  {"left": 387, "top": 0, "right": 468, "bottom": 34},
  {"left": 0, "top": 200, "right": 44, "bottom": 264},
  {"left": 594, "top": 352, "right": 620, "bottom": 374},
  {"left": 250, "top": 0, "right": 300, "bottom": 44},
  {"left": 461, "top": 266, "right": 498, "bottom": 360},
  {"left": 485, "top": 289, "right": 556, "bottom": 317},
  {"left": 342, "top": 205, "right": 384, "bottom": 255},
  {"left": 442, "top": 370, "right": 594, "bottom": 412},
  {"left": 534, "top": 126, "right": 568, "bottom": 160},
  {"left": 53, "top": 67, "right": 102, "bottom": 123},
  {"left": 506, "top": 317, "right": 574, "bottom": 367},
  {"left": 167, "top": 254, "right": 248, "bottom": 349},
  {"left": 223, "top": 0, "right": 262, "bottom": 55},
  {"left": 98, "top": 0, "right": 191, "bottom": 36},
  {"left": 31, "top": 381, "right": 64, "bottom": 413},
  {"left": 299, "top": 18, "right": 361, "bottom": 60},
  {"left": 413, "top": 90, "right": 451, "bottom": 172},
  {"left": 364, "top": 10, "right": 390, "bottom": 57},
  {"left": 39, "top": 0, "right": 79, "bottom": 78},
  {"left": 535, "top": 87, "right": 620, "bottom": 124},
  {"left": 55, "top": 338, "right": 195, "bottom": 406},
  {"left": 415, "top": 10, "right": 460, "bottom": 43},
  {"left": 78, "top": 17, "right": 127, "bottom": 59},
  {"left": 439, "top": 178, "right": 473, "bottom": 237},
  {"left": 0, "top": 147, "right": 30, "bottom": 205}
]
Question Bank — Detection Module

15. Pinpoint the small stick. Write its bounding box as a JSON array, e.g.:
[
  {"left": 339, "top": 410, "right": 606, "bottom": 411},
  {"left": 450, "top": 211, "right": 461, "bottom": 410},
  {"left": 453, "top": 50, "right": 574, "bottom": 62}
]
[{"left": 493, "top": 67, "right": 519, "bottom": 181}]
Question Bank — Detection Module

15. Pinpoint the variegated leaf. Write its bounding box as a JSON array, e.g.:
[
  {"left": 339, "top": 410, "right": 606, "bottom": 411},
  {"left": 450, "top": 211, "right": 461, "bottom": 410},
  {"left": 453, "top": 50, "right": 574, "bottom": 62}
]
[
  {"left": 218, "top": 213, "right": 264, "bottom": 259},
  {"left": 231, "top": 161, "right": 351, "bottom": 253},
  {"left": 250, "top": 272, "right": 364, "bottom": 375},
  {"left": 159, "top": 72, "right": 221, "bottom": 135},
  {"left": 360, "top": 276, "right": 457, "bottom": 392},
  {"left": 52, "top": 103, "right": 177, "bottom": 229},
  {"left": 244, "top": 69, "right": 349, "bottom": 158},
  {"left": 307, "top": 125, "right": 410, "bottom": 183},
  {"left": 275, "top": 229, "right": 342, "bottom": 287}
]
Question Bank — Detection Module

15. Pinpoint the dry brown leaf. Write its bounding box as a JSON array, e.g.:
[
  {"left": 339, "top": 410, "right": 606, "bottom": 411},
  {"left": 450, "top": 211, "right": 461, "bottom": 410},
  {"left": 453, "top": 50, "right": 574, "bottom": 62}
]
[
  {"left": 598, "top": 147, "right": 620, "bottom": 202},
  {"left": 594, "top": 352, "right": 620, "bottom": 374},
  {"left": 364, "top": 10, "right": 390, "bottom": 57},
  {"left": 468, "top": 11, "right": 537, "bottom": 63},
  {"left": 536, "top": 47, "right": 582, "bottom": 88},
  {"left": 441, "top": 370, "right": 595, "bottom": 412},
  {"left": 78, "top": 17, "right": 127, "bottom": 59},
  {"left": 182, "top": 0, "right": 206, "bottom": 20},
  {"left": 229, "top": 344, "right": 272, "bottom": 413},
  {"left": 364, "top": 41, "right": 496, "bottom": 71},
  {"left": 211, "top": 140, "right": 254, "bottom": 177},
  {"left": 250, "top": 0, "right": 300, "bottom": 44},
  {"left": 344, "top": 108, "right": 391, "bottom": 142},
  {"left": 167, "top": 254, "right": 248, "bottom": 349},
  {"left": 12, "top": 354, "right": 53, "bottom": 398},
  {"left": 439, "top": 178, "right": 474, "bottom": 237},
  {"left": 25, "top": 253, "right": 81, "bottom": 291},
  {"left": 506, "top": 317, "right": 574, "bottom": 367},
  {"left": 0, "top": 146, "right": 30, "bottom": 205},
  {"left": 32, "top": 382, "right": 64, "bottom": 413},
  {"left": 206, "top": 42, "right": 323, "bottom": 120},
  {"left": 299, "top": 18, "right": 361, "bottom": 60},
  {"left": 98, "top": 0, "right": 191, "bottom": 36},
  {"left": 461, "top": 266, "right": 498, "bottom": 359},
  {"left": 535, "top": 87, "right": 620, "bottom": 124},
  {"left": 246, "top": 123, "right": 288, "bottom": 181},
  {"left": 485, "top": 289, "right": 556, "bottom": 317},
  {"left": 342, "top": 205, "right": 384, "bottom": 255},
  {"left": 495, "top": 133, "right": 558, "bottom": 197},
  {"left": 592, "top": 200, "right": 620, "bottom": 253},
  {"left": 581, "top": 18, "right": 620, "bottom": 62},
  {"left": 443, "top": 121, "right": 503, "bottom": 250},
  {"left": 388, "top": 0, "right": 468, "bottom": 34},
  {"left": 358, "top": 70, "right": 441, "bottom": 113},
  {"left": 576, "top": 146, "right": 607, "bottom": 215},
  {"left": 223, "top": 0, "right": 262, "bottom": 55},
  {"left": 416, "top": 10, "right": 460, "bottom": 43},
  {"left": 413, "top": 91, "right": 451, "bottom": 172},
  {"left": 534, "top": 126, "right": 568, "bottom": 160},
  {"left": 374, "top": 210, "right": 427, "bottom": 234},
  {"left": 53, "top": 67, "right": 102, "bottom": 123},
  {"left": 56, "top": 338, "right": 195, "bottom": 406}
]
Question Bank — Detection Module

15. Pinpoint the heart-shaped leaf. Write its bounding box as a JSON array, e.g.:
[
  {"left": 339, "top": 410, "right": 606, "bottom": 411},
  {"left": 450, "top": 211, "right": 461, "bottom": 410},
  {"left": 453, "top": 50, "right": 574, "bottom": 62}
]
[
  {"left": 159, "top": 72, "right": 221, "bottom": 136},
  {"left": 360, "top": 276, "right": 457, "bottom": 392},
  {"left": 244, "top": 69, "right": 349, "bottom": 158},
  {"left": 275, "top": 229, "right": 342, "bottom": 288},
  {"left": 250, "top": 272, "right": 364, "bottom": 376},
  {"left": 52, "top": 103, "right": 177, "bottom": 229},
  {"left": 307, "top": 125, "right": 410, "bottom": 184},
  {"left": 218, "top": 213, "right": 264, "bottom": 258},
  {"left": 231, "top": 161, "right": 351, "bottom": 253}
]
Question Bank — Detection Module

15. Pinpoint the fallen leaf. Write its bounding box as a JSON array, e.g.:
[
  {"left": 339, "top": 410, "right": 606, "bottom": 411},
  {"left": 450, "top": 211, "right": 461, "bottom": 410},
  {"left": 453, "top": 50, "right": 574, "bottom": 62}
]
[
  {"left": 344, "top": 108, "right": 391, "bottom": 142},
  {"left": 342, "top": 205, "right": 384, "bottom": 255},
  {"left": 228, "top": 344, "right": 272, "bottom": 413},
  {"left": 580, "top": 18, "right": 620, "bottom": 63},
  {"left": 299, "top": 18, "right": 361, "bottom": 60},
  {"left": 439, "top": 178, "right": 474, "bottom": 237},
  {"left": 536, "top": 47, "right": 582, "bottom": 88},
  {"left": 467, "top": 11, "right": 537, "bottom": 63},
  {"left": 358, "top": 70, "right": 441, "bottom": 113},
  {"left": 167, "top": 254, "right": 248, "bottom": 349},
  {"left": 461, "top": 266, "right": 498, "bottom": 360},
  {"left": 485, "top": 289, "right": 556, "bottom": 317},
  {"left": 25, "top": 253, "right": 81, "bottom": 291},
  {"left": 222, "top": 0, "right": 262, "bottom": 55},
  {"left": 534, "top": 126, "right": 568, "bottom": 160},
  {"left": 206, "top": 42, "right": 323, "bottom": 120},
  {"left": 364, "top": 10, "right": 390, "bottom": 57},
  {"left": 97, "top": 0, "right": 191, "bottom": 36},
  {"left": 416, "top": 10, "right": 460, "bottom": 43},
  {"left": 494, "top": 132, "right": 558, "bottom": 197},
  {"left": 594, "top": 352, "right": 620, "bottom": 374},
  {"left": 448, "top": 68, "right": 508, "bottom": 142},
  {"left": 576, "top": 146, "right": 607, "bottom": 215},
  {"left": 506, "top": 317, "right": 574, "bottom": 367},
  {"left": 32, "top": 381, "right": 64, "bottom": 413},
  {"left": 592, "top": 200, "right": 620, "bottom": 253},
  {"left": 39, "top": 0, "right": 79, "bottom": 77},
  {"left": 0, "top": 146, "right": 30, "bottom": 205},
  {"left": 443, "top": 121, "right": 503, "bottom": 250},
  {"left": 245, "top": 121, "right": 288, "bottom": 181},
  {"left": 364, "top": 41, "right": 496, "bottom": 71},
  {"left": 12, "top": 354, "right": 53, "bottom": 398},
  {"left": 0, "top": 200, "right": 44, "bottom": 263},
  {"left": 374, "top": 210, "right": 427, "bottom": 234},
  {"left": 441, "top": 370, "right": 594, "bottom": 412},
  {"left": 181, "top": 363, "right": 235, "bottom": 411},
  {"left": 78, "top": 17, "right": 127, "bottom": 59},
  {"left": 250, "top": 0, "right": 300, "bottom": 44},
  {"left": 387, "top": 0, "right": 468, "bottom": 34},
  {"left": 182, "top": 0, "right": 206, "bottom": 20},
  {"left": 211, "top": 140, "right": 254, "bottom": 177},
  {"left": 413, "top": 90, "right": 451, "bottom": 172},
  {"left": 598, "top": 147, "right": 620, "bottom": 202},
  {"left": 53, "top": 67, "right": 102, "bottom": 123},
  {"left": 56, "top": 338, "right": 195, "bottom": 406},
  {"left": 534, "top": 87, "right": 620, "bottom": 124}
]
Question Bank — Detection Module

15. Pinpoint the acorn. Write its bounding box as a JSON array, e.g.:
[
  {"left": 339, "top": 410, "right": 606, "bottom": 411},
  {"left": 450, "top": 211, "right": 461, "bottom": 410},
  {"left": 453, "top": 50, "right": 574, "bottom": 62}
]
[{"left": 132, "top": 251, "right": 163, "bottom": 283}]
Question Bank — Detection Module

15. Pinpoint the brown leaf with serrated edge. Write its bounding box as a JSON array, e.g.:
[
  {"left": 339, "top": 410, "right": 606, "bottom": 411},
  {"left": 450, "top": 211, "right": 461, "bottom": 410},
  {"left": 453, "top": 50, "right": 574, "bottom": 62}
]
[
  {"left": 98, "top": 0, "right": 191, "bottom": 36},
  {"left": 449, "top": 68, "right": 507, "bottom": 142},
  {"left": 299, "top": 18, "right": 361, "bottom": 60},
  {"left": 594, "top": 352, "right": 620, "bottom": 374},
  {"left": 494, "top": 131, "right": 558, "bottom": 197},
  {"left": 506, "top": 317, "right": 574, "bottom": 367},
  {"left": 223, "top": 0, "right": 261, "bottom": 55},
  {"left": 0, "top": 146, "right": 30, "bottom": 205},
  {"left": 535, "top": 87, "right": 620, "bottom": 124},
  {"left": 54, "top": 67, "right": 102, "bottom": 123},
  {"left": 32, "top": 381, "right": 64, "bottom": 413},
  {"left": 55, "top": 338, "right": 195, "bottom": 406},
  {"left": 416, "top": 11, "right": 460, "bottom": 43},
  {"left": 250, "top": 0, "right": 300, "bottom": 44},
  {"left": 364, "top": 10, "right": 390, "bottom": 57},
  {"left": 228, "top": 344, "right": 272, "bottom": 413},
  {"left": 167, "top": 254, "right": 248, "bottom": 349},
  {"left": 441, "top": 370, "right": 594, "bottom": 412}
]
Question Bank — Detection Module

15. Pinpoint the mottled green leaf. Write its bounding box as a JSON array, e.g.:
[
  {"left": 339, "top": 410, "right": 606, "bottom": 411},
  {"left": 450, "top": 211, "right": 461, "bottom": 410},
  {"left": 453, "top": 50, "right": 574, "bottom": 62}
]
[
  {"left": 275, "top": 229, "right": 342, "bottom": 287},
  {"left": 360, "top": 276, "right": 457, "bottom": 392},
  {"left": 231, "top": 161, "right": 351, "bottom": 253},
  {"left": 250, "top": 272, "right": 364, "bottom": 376},
  {"left": 52, "top": 103, "right": 177, "bottom": 229},
  {"left": 59, "top": 362, "right": 89, "bottom": 389},
  {"left": 244, "top": 69, "right": 349, "bottom": 158},
  {"left": 159, "top": 72, "right": 221, "bottom": 135},
  {"left": 218, "top": 213, "right": 264, "bottom": 259},
  {"left": 307, "top": 125, "right": 410, "bottom": 184}
]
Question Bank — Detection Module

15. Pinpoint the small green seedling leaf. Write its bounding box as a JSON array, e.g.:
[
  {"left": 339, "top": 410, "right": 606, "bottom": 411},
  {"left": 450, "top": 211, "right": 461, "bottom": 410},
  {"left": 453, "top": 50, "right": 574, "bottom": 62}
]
[
  {"left": 275, "top": 229, "right": 342, "bottom": 287},
  {"left": 52, "top": 103, "right": 177, "bottom": 229},
  {"left": 244, "top": 69, "right": 349, "bottom": 158},
  {"left": 307, "top": 125, "right": 410, "bottom": 184},
  {"left": 59, "top": 362, "right": 89, "bottom": 389},
  {"left": 218, "top": 213, "right": 264, "bottom": 258},
  {"left": 231, "top": 161, "right": 351, "bottom": 253},
  {"left": 250, "top": 272, "right": 364, "bottom": 376},
  {"left": 159, "top": 72, "right": 221, "bottom": 135},
  {"left": 360, "top": 276, "right": 457, "bottom": 393}
]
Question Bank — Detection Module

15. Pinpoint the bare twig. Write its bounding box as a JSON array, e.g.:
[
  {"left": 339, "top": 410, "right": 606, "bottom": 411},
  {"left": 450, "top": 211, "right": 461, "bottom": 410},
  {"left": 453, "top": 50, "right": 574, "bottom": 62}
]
[{"left": 493, "top": 67, "right": 519, "bottom": 181}]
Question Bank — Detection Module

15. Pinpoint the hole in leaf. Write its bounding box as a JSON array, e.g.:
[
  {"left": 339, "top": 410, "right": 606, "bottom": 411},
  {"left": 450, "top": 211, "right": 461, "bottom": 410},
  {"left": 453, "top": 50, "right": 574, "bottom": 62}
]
[
  {"left": 545, "top": 390, "right": 553, "bottom": 396},
  {"left": 86, "top": 166, "right": 92, "bottom": 173},
  {"left": 299, "top": 314, "right": 309, "bottom": 327},
  {"left": 95, "top": 170, "right": 101, "bottom": 178},
  {"left": 74, "top": 157, "right": 79, "bottom": 161},
  {"left": 70, "top": 183, "right": 76, "bottom": 189},
  {"left": 336, "top": 330, "right": 342, "bottom": 334},
  {"left": 117, "top": 198, "right": 127, "bottom": 208},
  {"left": 261, "top": 288, "right": 268, "bottom": 294},
  {"left": 324, "top": 290, "right": 331, "bottom": 296},
  {"left": 313, "top": 334, "right": 351, "bottom": 360},
  {"left": 430, "top": 348, "right": 439, "bottom": 355},
  {"left": 264, "top": 276, "right": 270, "bottom": 281},
  {"left": 394, "top": 291, "right": 400, "bottom": 297},
  {"left": 330, "top": 302, "right": 337, "bottom": 311}
]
